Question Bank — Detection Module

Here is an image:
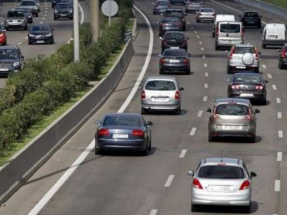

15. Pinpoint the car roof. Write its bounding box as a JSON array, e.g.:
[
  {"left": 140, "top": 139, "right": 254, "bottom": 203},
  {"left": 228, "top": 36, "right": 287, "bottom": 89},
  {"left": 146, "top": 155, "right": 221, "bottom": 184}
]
[
  {"left": 214, "top": 98, "right": 251, "bottom": 105},
  {"left": 219, "top": 21, "right": 242, "bottom": 25},
  {"left": 31, "top": 23, "right": 50, "bottom": 27},
  {"left": 233, "top": 72, "right": 262, "bottom": 77},
  {"left": 145, "top": 76, "right": 177, "bottom": 82},
  {"left": 243, "top": 10, "right": 259, "bottom": 13},
  {"left": 164, "top": 31, "right": 184, "bottom": 34},
  {"left": 233, "top": 44, "right": 255, "bottom": 48},
  {"left": 165, "top": 8, "right": 184, "bottom": 11},
  {"left": 200, "top": 158, "right": 244, "bottom": 167},
  {"left": 105, "top": 113, "right": 142, "bottom": 118}
]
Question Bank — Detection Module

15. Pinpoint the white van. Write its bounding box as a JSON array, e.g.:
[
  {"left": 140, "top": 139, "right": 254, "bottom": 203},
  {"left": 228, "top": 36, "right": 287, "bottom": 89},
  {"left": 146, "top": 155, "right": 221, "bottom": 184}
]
[
  {"left": 262, "top": 23, "right": 287, "bottom": 49},
  {"left": 212, "top": 14, "right": 235, "bottom": 37},
  {"left": 215, "top": 21, "right": 244, "bottom": 50}
]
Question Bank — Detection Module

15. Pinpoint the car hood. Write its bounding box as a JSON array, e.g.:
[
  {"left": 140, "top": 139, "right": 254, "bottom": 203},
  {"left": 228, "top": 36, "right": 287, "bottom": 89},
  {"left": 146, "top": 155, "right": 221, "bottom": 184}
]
[
  {"left": 0, "top": 59, "right": 18, "bottom": 63},
  {"left": 30, "top": 31, "right": 51, "bottom": 35},
  {"left": 20, "top": 5, "right": 37, "bottom": 9}
]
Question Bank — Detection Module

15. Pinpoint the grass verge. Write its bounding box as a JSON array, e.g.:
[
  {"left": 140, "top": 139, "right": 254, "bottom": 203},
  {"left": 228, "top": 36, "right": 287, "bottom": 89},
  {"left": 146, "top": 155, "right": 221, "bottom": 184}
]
[{"left": 262, "top": 0, "right": 287, "bottom": 9}]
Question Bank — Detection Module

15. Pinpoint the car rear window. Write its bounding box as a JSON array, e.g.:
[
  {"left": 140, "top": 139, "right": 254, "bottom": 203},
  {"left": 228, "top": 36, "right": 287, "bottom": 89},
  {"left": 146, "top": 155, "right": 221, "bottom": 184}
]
[
  {"left": 157, "top": 1, "right": 169, "bottom": 6},
  {"left": 233, "top": 75, "right": 261, "bottom": 83},
  {"left": 234, "top": 47, "right": 255, "bottom": 54},
  {"left": 201, "top": 8, "right": 214, "bottom": 13},
  {"left": 103, "top": 116, "right": 141, "bottom": 127},
  {"left": 165, "top": 33, "right": 184, "bottom": 40},
  {"left": 198, "top": 166, "right": 245, "bottom": 179},
  {"left": 220, "top": 24, "right": 240, "bottom": 33},
  {"left": 21, "top": 1, "right": 36, "bottom": 6},
  {"left": 162, "top": 17, "right": 179, "bottom": 23},
  {"left": 244, "top": 12, "right": 259, "bottom": 17},
  {"left": 165, "top": 11, "right": 184, "bottom": 18},
  {"left": 145, "top": 80, "right": 176, "bottom": 91},
  {"left": 215, "top": 104, "right": 249, "bottom": 115},
  {"left": 163, "top": 49, "right": 186, "bottom": 56}
]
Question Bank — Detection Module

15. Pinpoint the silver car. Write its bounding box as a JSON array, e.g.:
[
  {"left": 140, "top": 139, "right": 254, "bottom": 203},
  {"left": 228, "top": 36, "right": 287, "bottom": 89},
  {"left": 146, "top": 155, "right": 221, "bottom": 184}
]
[
  {"left": 185, "top": 0, "right": 203, "bottom": 13},
  {"left": 227, "top": 44, "right": 261, "bottom": 74},
  {"left": 140, "top": 76, "right": 184, "bottom": 114},
  {"left": 187, "top": 157, "right": 257, "bottom": 212},
  {"left": 196, "top": 7, "right": 215, "bottom": 23},
  {"left": 4, "top": 10, "right": 28, "bottom": 30},
  {"left": 207, "top": 98, "right": 260, "bottom": 142}
]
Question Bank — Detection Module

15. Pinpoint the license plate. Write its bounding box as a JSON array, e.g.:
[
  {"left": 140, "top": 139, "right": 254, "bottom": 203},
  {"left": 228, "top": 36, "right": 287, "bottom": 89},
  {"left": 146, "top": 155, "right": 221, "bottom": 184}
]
[
  {"left": 170, "top": 59, "right": 180, "bottom": 63},
  {"left": 209, "top": 185, "right": 232, "bottom": 191},
  {"left": 113, "top": 134, "right": 128, "bottom": 139},
  {"left": 236, "top": 66, "right": 246, "bottom": 69},
  {"left": 0, "top": 68, "right": 9, "bottom": 71},
  {"left": 170, "top": 47, "right": 179, "bottom": 49},
  {"left": 222, "top": 125, "right": 242, "bottom": 130},
  {"left": 36, "top": 40, "right": 45, "bottom": 43},
  {"left": 152, "top": 97, "right": 168, "bottom": 101},
  {"left": 240, "top": 93, "right": 253, "bottom": 97},
  {"left": 60, "top": 14, "right": 68, "bottom": 17}
]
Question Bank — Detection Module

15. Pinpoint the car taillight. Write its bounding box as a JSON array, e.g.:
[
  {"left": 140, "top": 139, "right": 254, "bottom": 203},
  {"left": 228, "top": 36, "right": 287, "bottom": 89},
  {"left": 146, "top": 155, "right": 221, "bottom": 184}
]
[
  {"left": 0, "top": 33, "right": 4, "bottom": 37},
  {"left": 212, "top": 13, "right": 216, "bottom": 16},
  {"left": 160, "top": 58, "right": 166, "bottom": 63},
  {"left": 239, "top": 180, "right": 250, "bottom": 190},
  {"left": 241, "top": 27, "right": 244, "bottom": 37},
  {"left": 216, "top": 26, "right": 219, "bottom": 36},
  {"left": 141, "top": 90, "right": 146, "bottom": 100},
  {"left": 243, "top": 115, "right": 254, "bottom": 121},
  {"left": 162, "top": 23, "right": 168, "bottom": 27},
  {"left": 255, "top": 85, "right": 264, "bottom": 90},
  {"left": 98, "top": 128, "right": 109, "bottom": 137},
  {"left": 132, "top": 129, "right": 144, "bottom": 137},
  {"left": 175, "top": 90, "right": 180, "bottom": 100},
  {"left": 193, "top": 179, "right": 203, "bottom": 189},
  {"left": 163, "top": 40, "right": 168, "bottom": 46},
  {"left": 197, "top": 13, "right": 202, "bottom": 17},
  {"left": 281, "top": 47, "right": 286, "bottom": 58},
  {"left": 229, "top": 47, "right": 235, "bottom": 59},
  {"left": 211, "top": 113, "right": 220, "bottom": 119},
  {"left": 183, "top": 58, "right": 189, "bottom": 64},
  {"left": 182, "top": 40, "right": 187, "bottom": 46},
  {"left": 255, "top": 49, "right": 259, "bottom": 60},
  {"left": 231, "top": 84, "right": 240, "bottom": 89}
]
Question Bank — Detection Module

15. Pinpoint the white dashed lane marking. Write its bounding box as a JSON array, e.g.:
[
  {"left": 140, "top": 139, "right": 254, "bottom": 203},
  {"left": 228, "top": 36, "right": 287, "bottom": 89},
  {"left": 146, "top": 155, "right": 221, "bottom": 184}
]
[
  {"left": 199, "top": 41, "right": 202, "bottom": 45},
  {"left": 179, "top": 149, "right": 187, "bottom": 158},
  {"left": 18, "top": 42, "right": 22, "bottom": 45},
  {"left": 275, "top": 180, "right": 281, "bottom": 192},
  {"left": 164, "top": 175, "right": 175, "bottom": 187},
  {"left": 150, "top": 209, "right": 158, "bottom": 215},
  {"left": 267, "top": 74, "right": 272, "bottom": 79},
  {"left": 196, "top": 35, "right": 200, "bottom": 39},
  {"left": 204, "top": 83, "right": 208, "bottom": 88},
  {"left": 277, "top": 112, "right": 282, "bottom": 119},
  {"left": 190, "top": 127, "right": 197, "bottom": 136},
  {"left": 201, "top": 47, "right": 205, "bottom": 51},
  {"left": 262, "top": 64, "right": 267, "bottom": 69},
  {"left": 204, "top": 63, "right": 208, "bottom": 68},
  {"left": 272, "top": 85, "right": 277, "bottom": 90},
  {"left": 197, "top": 110, "right": 203, "bottom": 117},
  {"left": 205, "top": 72, "right": 209, "bottom": 77},
  {"left": 277, "top": 152, "right": 283, "bottom": 162},
  {"left": 194, "top": 30, "right": 197, "bottom": 33},
  {"left": 278, "top": 130, "right": 283, "bottom": 138},
  {"left": 277, "top": 98, "right": 281, "bottom": 103},
  {"left": 203, "top": 96, "right": 208, "bottom": 102}
]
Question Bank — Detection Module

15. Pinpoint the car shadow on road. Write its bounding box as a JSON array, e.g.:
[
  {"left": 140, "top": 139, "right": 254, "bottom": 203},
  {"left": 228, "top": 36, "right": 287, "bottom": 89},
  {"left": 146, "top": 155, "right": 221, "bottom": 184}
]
[
  {"left": 211, "top": 136, "right": 262, "bottom": 144},
  {"left": 98, "top": 147, "right": 157, "bottom": 157}
]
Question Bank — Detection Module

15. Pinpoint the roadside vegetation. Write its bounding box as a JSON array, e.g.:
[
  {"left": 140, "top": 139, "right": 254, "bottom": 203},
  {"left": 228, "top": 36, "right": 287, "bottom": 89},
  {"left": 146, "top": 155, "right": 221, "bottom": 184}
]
[
  {"left": 0, "top": 0, "right": 134, "bottom": 165},
  {"left": 262, "top": 0, "right": 287, "bottom": 9}
]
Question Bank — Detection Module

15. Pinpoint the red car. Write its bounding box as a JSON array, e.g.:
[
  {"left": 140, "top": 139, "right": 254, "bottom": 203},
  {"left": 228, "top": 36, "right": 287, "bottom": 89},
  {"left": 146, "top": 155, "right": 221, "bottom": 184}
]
[{"left": 0, "top": 26, "right": 7, "bottom": 45}]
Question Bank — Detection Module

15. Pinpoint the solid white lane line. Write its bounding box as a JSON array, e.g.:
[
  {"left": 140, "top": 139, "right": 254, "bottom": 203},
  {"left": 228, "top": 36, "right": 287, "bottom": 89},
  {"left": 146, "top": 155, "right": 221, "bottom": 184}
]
[
  {"left": 267, "top": 74, "right": 272, "bottom": 79},
  {"left": 202, "top": 55, "right": 206, "bottom": 59},
  {"left": 272, "top": 85, "right": 277, "bottom": 90},
  {"left": 201, "top": 47, "right": 204, "bottom": 51},
  {"left": 275, "top": 180, "right": 281, "bottom": 192},
  {"left": 199, "top": 41, "right": 202, "bottom": 45},
  {"left": 203, "top": 96, "right": 208, "bottom": 101},
  {"left": 277, "top": 152, "right": 283, "bottom": 162},
  {"left": 277, "top": 98, "right": 281, "bottom": 103},
  {"left": 27, "top": 5, "right": 153, "bottom": 215},
  {"left": 149, "top": 209, "right": 158, "bottom": 215},
  {"left": 197, "top": 110, "right": 203, "bottom": 117},
  {"left": 179, "top": 149, "right": 187, "bottom": 158},
  {"left": 205, "top": 72, "right": 209, "bottom": 77},
  {"left": 204, "top": 63, "right": 208, "bottom": 68},
  {"left": 262, "top": 64, "right": 267, "bottom": 69},
  {"left": 277, "top": 112, "right": 282, "bottom": 119},
  {"left": 190, "top": 127, "right": 197, "bottom": 136},
  {"left": 278, "top": 130, "right": 283, "bottom": 138},
  {"left": 204, "top": 83, "right": 208, "bottom": 88},
  {"left": 164, "top": 175, "right": 175, "bottom": 187},
  {"left": 78, "top": 1, "right": 85, "bottom": 24}
]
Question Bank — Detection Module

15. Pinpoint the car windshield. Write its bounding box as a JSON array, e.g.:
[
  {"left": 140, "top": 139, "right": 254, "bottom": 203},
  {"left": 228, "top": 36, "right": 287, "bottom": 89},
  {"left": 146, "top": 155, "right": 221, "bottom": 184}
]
[
  {"left": 162, "top": 17, "right": 179, "bottom": 23},
  {"left": 145, "top": 80, "right": 176, "bottom": 91},
  {"left": 165, "top": 33, "right": 184, "bottom": 40},
  {"left": 103, "top": 116, "right": 141, "bottom": 127},
  {"left": 163, "top": 49, "right": 186, "bottom": 56},
  {"left": 165, "top": 11, "right": 184, "bottom": 18},
  {"left": 188, "top": 0, "right": 202, "bottom": 3},
  {"left": 220, "top": 24, "right": 240, "bottom": 33},
  {"left": 157, "top": 1, "right": 169, "bottom": 6},
  {"left": 198, "top": 166, "right": 245, "bottom": 179},
  {"left": 233, "top": 75, "right": 261, "bottom": 84},
  {"left": 201, "top": 8, "right": 214, "bottom": 13},
  {"left": 31, "top": 25, "right": 50, "bottom": 31},
  {"left": 244, "top": 12, "right": 259, "bottom": 17},
  {"left": 7, "top": 11, "right": 24, "bottom": 17},
  {"left": 57, "top": 3, "right": 71, "bottom": 8},
  {"left": 215, "top": 104, "right": 249, "bottom": 116},
  {"left": 0, "top": 49, "right": 19, "bottom": 59},
  {"left": 21, "top": 1, "right": 36, "bottom": 6},
  {"left": 234, "top": 47, "right": 255, "bottom": 54}
]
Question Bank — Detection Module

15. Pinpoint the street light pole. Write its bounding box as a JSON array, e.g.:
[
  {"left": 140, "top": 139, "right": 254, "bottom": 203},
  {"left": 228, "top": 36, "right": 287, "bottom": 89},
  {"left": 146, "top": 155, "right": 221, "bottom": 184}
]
[{"left": 74, "top": 0, "right": 80, "bottom": 62}]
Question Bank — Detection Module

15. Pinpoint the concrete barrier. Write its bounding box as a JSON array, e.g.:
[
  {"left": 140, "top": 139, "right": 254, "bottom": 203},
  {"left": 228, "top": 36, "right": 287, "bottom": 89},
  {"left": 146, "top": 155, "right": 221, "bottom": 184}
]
[
  {"left": 0, "top": 40, "right": 135, "bottom": 204},
  {"left": 233, "top": 0, "right": 287, "bottom": 20}
]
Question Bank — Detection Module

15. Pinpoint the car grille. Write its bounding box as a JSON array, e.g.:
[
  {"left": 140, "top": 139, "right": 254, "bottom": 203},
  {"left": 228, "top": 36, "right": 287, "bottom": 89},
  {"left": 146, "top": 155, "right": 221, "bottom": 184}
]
[{"left": 0, "top": 62, "right": 12, "bottom": 68}]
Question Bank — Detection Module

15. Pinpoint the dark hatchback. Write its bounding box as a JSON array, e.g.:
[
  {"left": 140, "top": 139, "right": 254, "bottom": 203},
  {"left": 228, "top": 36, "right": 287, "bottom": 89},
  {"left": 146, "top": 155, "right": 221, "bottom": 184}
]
[
  {"left": 161, "top": 31, "right": 188, "bottom": 53},
  {"left": 52, "top": 0, "right": 69, "bottom": 8},
  {"left": 158, "top": 17, "right": 182, "bottom": 37},
  {"left": 54, "top": 2, "right": 73, "bottom": 20},
  {"left": 239, "top": 10, "right": 261, "bottom": 28},
  {"left": 28, "top": 23, "right": 54, "bottom": 44},
  {"left": 95, "top": 113, "right": 153, "bottom": 155},
  {"left": 159, "top": 48, "right": 190, "bottom": 74},
  {"left": 0, "top": 46, "right": 24, "bottom": 77},
  {"left": 153, "top": 0, "right": 170, "bottom": 15},
  {"left": 278, "top": 43, "right": 287, "bottom": 69},
  {"left": 227, "top": 73, "right": 267, "bottom": 105},
  {"left": 164, "top": 9, "right": 187, "bottom": 31},
  {"left": 14, "top": 7, "right": 33, "bottom": 23}
]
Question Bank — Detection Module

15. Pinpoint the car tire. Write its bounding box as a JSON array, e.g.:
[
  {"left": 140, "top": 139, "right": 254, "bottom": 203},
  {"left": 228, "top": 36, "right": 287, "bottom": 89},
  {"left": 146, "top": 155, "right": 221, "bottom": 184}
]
[
  {"left": 28, "top": 40, "right": 32, "bottom": 45},
  {"left": 50, "top": 39, "right": 54, "bottom": 44},
  {"left": 54, "top": 16, "right": 57, "bottom": 20},
  {"left": 212, "top": 32, "right": 215, "bottom": 38},
  {"left": 208, "top": 133, "right": 213, "bottom": 142},
  {"left": 278, "top": 62, "right": 283, "bottom": 69},
  {"left": 186, "top": 69, "right": 190, "bottom": 75},
  {"left": 159, "top": 69, "right": 164, "bottom": 74},
  {"left": 175, "top": 108, "right": 181, "bottom": 115},
  {"left": 191, "top": 204, "right": 198, "bottom": 212},
  {"left": 36, "top": 13, "right": 39, "bottom": 17},
  {"left": 242, "top": 204, "right": 251, "bottom": 213},
  {"left": 142, "top": 145, "right": 149, "bottom": 156},
  {"left": 227, "top": 66, "right": 231, "bottom": 74},
  {"left": 183, "top": 25, "right": 186, "bottom": 31},
  {"left": 24, "top": 25, "right": 28, "bottom": 31},
  {"left": 148, "top": 138, "right": 152, "bottom": 151},
  {"left": 95, "top": 147, "right": 102, "bottom": 155},
  {"left": 262, "top": 44, "right": 266, "bottom": 49},
  {"left": 141, "top": 108, "right": 147, "bottom": 115},
  {"left": 261, "top": 98, "right": 267, "bottom": 105},
  {"left": 215, "top": 43, "right": 219, "bottom": 50},
  {"left": 196, "top": 19, "right": 199, "bottom": 23},
  {"left": 250, "top": 135, "right": 256, "bottom": 143},
  {"left": 70, "top": 16, "right": 74, "bottom": 20}
]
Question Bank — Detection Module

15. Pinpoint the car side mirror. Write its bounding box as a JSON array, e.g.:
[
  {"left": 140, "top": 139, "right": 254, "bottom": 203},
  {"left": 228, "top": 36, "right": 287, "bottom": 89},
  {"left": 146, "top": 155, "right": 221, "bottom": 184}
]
[
  {"left": 187, "top": 170, "right": 194, "bottom": 176},
  {"left": 52, "top": 28, "right": 55, "bottom": 31},
  {"left": 21, "top": 55, "right": 24, "bottom": 59},
  {"left": 226, "top": 79, "right": 230, "bottom": 82},
  {"left": 159, "top": 36, "right": 163, "bottom": 40},
  {"left": 258, "top": 51, "right": 261, "bottom": 54},
  {"left": 250, "top": 171, "right": 257, "bottom": 177},
  {"left": 95, "top": 120, "right": 101, "bottom": 125},
  {"left": 254, "top": 109, "right": 260, "bottom": 114},
  {"left": 138, "top": 85, "right": 143, "bottom": 90},
  {"left": 180, "top": 87, "right": 184, "bottom": 91},
  {"left": 158, "top": 54, "right": 162, "bottom": 57},
  {"left": 186, "top": 37, "right": 189, "bottom": 40},
  {"left": 206, "top": 108, "right": 211, "bottom": 113},
  {"left": 238, "top": 14, "right": 242, "bottom": 17},
  {"left": 146, "top": 121, "right": 153, "bottom": 126},
  {"left": 264, "top": 80, "right": 268, "bottom": 83}
]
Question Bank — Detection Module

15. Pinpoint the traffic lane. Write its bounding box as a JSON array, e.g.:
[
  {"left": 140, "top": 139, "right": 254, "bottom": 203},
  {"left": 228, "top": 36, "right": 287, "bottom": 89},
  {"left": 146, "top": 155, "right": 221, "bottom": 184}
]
[{"left": 0, "top": 6, "right": 152, "bottom": 215}]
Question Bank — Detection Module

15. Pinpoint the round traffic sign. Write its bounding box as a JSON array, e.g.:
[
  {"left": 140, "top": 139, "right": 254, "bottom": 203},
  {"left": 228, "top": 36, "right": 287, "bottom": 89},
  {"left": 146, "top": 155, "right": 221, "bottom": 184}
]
[{"left": 101, "top": 0, "right": 119, "bottom": 17}]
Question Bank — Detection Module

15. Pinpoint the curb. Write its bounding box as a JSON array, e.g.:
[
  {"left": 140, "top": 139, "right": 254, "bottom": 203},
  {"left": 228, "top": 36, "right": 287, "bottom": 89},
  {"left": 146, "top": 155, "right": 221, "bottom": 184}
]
[{"left": 0, "top": 22, "right": 137, "bottom": 205}]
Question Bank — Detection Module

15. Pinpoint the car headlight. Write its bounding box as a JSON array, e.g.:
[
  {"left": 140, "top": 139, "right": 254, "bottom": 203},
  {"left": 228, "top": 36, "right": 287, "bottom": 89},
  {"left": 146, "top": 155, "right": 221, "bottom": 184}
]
[
  {"left": 46, "top": 33, "right": 52, "bottom": 37},
  {"left": 69, "top": 9, "right": 73, "bottom": 13},
  {"left": 55, "top": 10, "right": 58, "bottom": 13},
  {"left": 13, "top": 62, "right": 20, "bottom": 67},
  {"left": 29, "top": 34, "right": 35, "bottom": 37}
]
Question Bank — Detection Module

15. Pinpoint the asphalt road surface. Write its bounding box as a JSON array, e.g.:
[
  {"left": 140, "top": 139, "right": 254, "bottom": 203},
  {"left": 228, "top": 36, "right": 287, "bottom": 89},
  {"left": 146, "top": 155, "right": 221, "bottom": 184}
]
[{"left": 0, "top": 0, "right": 286, "bottom": 215}]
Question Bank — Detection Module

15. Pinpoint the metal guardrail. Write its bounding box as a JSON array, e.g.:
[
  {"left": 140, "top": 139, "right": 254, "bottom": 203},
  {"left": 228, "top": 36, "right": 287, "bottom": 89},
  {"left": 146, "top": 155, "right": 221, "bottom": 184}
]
[{"left": 233, "top": 0, "right": 287, "bottom": 20}]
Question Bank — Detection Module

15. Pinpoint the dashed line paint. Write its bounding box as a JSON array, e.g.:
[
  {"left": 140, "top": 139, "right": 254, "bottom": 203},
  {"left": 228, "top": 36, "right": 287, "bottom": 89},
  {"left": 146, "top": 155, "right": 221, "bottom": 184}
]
[
  {"left": 275, "top": 180, "right": 281, "bottom": 192},
  {"left": 277, "top": 112, "right": 282, "bottom": 119},
  {"left": 272, "top": 85, "right": 277, "bottom": 90},
  {"left": 205, "top": 72, "right": 209, "bottom": 77},
  {"left": 201, "top": 47, "right": 205, "bottom": 51},
  {"left": 190, "top": 127, "right": 197, "bottom": 136},
  {"left": 18, "top": 42, "right": 22, "bottom": 45},
  {"left": 197, "top": 110, "right": 203, "bottom": 117},
  {"left": 25, "top": 36, "right": 28, "bottom": 39},
  {"left": 150, "top": 209, "right": 158, "bottom": 215},
  {"left": 277, "top": 98, "right": 281, "bottom": 103},
  {"left": 277, "top": 152, "right": 283, "bottom": 162},
  {"left": 194, "top": 30, "right": 197, "bottom": 33},
  {"left": 199, "top": 41, "right": 202, "bottom": 45},
  {"left": 179, "top": 149, "right": 187, "bottom": 158},
  {"left": 164, "top": 175, "right": 175, "bottom": 187},
  {"left": 204, "top": 83, "right": 208, "bottom": 88},
  {"left": 278, "top": 130, "right": 283, "bottom": 138},
  {"left": 204, "top": 63, "right": 208, "bottom": 68},
  {"left": 196, "top": 35, "right": 200, "bottom": 39},
  {"left": 262, "top": 64, "right": 267, "bottom": 69},
  {"left": 203, "top": 96, "right": 208, "bottom": 102},
  {"left": 267, "top": 74, "right": 272, "bottom": 79}
]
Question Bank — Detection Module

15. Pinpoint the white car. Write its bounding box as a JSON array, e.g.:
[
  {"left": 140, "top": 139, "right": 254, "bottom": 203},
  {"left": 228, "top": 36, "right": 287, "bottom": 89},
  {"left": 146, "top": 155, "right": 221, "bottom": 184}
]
[{"left": 196, "top": 7, "right": 215, "bottom": 23}]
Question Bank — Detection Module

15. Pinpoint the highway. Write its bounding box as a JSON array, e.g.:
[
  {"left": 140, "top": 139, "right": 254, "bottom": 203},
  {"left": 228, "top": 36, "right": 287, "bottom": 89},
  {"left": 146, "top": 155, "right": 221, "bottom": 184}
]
[{"left": 0, "top": 0, "right": 287, "bottom": 214}]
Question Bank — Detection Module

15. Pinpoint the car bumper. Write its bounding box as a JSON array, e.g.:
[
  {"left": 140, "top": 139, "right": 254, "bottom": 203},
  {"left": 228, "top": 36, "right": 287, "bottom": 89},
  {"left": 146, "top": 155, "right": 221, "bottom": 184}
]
[
  {"left": 153, "top": 9, "right": 167, "bottom": 14},
  {"left": 243, "top": 21, "right": 260, "bottom": 26},
  {"left": 96, "top": 139, "right": 146, "bottom": 151},
  {"left": 162, "top": 45, "right": 187, "bottom": 52},
  {"left": 54, "top": 13, "right": 73, "bottom": 18},
  {"left": 228, "top": 64, "right": 259, "bottom": 71},
  {"left": 186, "top": 6, "right": 202, "bottom": 11},
  {"left": 197, "top": 16, "right": 215, "bottom": 22},
  {"left": 6, "top": 22, "right": 26, "bottom": 28},
  {"left": 160, "top": 63, "right": 190, "bottom": 72},
  {"left": 29, "top": 36, "right": 53, "bottom": 44},
  {"left": 217, "top": 39, "right": 243, "bottom": 47},
  {"left": 0, "top": 67, "right": 19, "bottom": 77},
  {"left": 141, "top": 101, "right": 181, "bottom": 111},
  {"left": 229, "top": 91, "right": 266, "bottom": 101},
  {"left": 262, "top": 40, "right": 287, "bottom": 47}
]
